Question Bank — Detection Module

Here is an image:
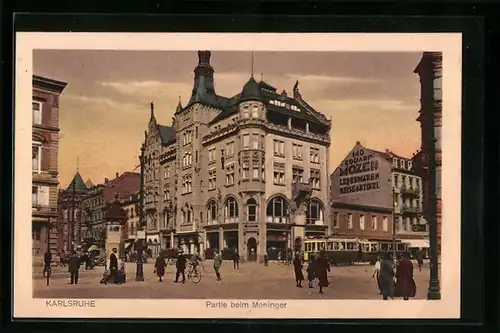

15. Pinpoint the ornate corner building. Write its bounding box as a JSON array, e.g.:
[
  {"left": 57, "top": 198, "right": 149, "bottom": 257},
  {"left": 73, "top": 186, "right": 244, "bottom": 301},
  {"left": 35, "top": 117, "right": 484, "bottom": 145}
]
[
  {"left": 142, "top": 51, "right": 332, "bottom": 261},
  {"left": 411, "top": 52, "right": 442, "bottom": 257},
  {"left": 32, "top": 75, "right": 67, "bottom": 257}
]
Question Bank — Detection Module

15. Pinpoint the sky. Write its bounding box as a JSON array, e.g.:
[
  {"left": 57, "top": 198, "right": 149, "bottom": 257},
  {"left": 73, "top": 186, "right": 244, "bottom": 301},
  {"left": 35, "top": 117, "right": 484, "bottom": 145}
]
[{"left": 33, "top": 50, "right": 423, "bottom": 189}]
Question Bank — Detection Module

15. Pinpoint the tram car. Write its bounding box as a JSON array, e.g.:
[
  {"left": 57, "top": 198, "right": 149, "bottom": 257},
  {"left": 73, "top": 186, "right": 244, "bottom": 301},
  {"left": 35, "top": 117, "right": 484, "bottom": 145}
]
[{"left": 303, "top": 237, "right": 409, "bottom": 266}]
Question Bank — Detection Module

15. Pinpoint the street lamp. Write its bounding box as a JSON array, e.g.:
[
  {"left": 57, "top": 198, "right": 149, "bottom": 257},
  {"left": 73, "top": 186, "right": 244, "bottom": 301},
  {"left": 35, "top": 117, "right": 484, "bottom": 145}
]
[
  {"left": 135, "top": 143, "right": 146, "bottom": 282},
  {"left": 47, "top": 217, "right": 52, "bottom": 254},
  {"left": 426, "top": 57, "right": 441, "bottom": 300}
]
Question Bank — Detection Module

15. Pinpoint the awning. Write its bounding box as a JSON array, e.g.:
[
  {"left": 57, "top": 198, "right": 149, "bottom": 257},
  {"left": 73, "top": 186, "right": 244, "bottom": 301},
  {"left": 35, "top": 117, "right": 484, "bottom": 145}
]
[
  {"left": 402, "top": 239, "right": 429, "bottom": 248},
  {"left": 87, "top": 245, "right": 100, "bottom": 252}
]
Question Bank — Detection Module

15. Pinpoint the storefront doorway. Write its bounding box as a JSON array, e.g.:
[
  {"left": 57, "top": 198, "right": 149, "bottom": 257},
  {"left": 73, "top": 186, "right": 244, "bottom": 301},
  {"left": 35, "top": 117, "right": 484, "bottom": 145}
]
[{"left": 247, "top": 237, "right": 257, "bottom": 261}]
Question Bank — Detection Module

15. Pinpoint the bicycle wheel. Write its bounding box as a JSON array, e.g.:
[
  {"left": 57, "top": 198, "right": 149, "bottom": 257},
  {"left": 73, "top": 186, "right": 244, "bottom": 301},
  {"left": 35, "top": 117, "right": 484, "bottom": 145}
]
[
  {"left": 191, "top": 268, "right": 201, "bottom": 284},
  {"left": 201, "top": 261, "right": 212, "bottom": 273}
]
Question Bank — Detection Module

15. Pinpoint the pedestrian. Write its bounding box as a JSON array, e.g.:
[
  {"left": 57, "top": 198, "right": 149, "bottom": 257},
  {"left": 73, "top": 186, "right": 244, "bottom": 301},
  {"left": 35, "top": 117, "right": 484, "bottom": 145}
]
[
  {"left": 415, "top": 249, "right": 424, "bottom": 271},
  {"left": 106, "top": 248, "right": 119, "bottom": 284},
  {"left": 233, "top": 250, "right": 240, "bottom": 269},
  {"left": 263, "top": 253, "right": 269, "bottom": 266},
  {"left": 293, "top": 253, "right": 304, "bottom": 288},
  {"left": 68, "top": 251, "right": 80, "bottom": 285},
  {"left": 81, "top": 251, "right": 90, "bottom": 270},
  {"left": 395, "top": 252, "right": 416, "bottom": 300},
  {"left": 306, "top": 255, "right": 316, "bottom": 288},
  {"left": 154, "top": 252, "right": 167, "bottom": 282},
  {"left": 315, "top": 250, "right": 330, "bottom": 294},
  {"left": 213, "top": 250, "right": 223, "bottom": 281},
  {"left": 379, "top": 252, "right": 395, "bottom": 300},
  {"left": 372, "top": 255, "right": 382, "bottom": 294},
  {"left": 174, "top": 250, "right": 187, "bottom": 283},
  {"left": 43, "top": 250, "right": 52, "bottom": 277}
]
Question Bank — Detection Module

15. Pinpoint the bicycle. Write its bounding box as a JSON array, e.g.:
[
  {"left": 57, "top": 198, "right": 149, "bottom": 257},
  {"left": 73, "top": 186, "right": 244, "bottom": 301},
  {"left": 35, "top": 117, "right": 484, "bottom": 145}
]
[
  {"left": 200, "top": 260, "right": 213, "bottom": 273},
  {"left": 186, "top": 263, "right": 202, "bottom": 283}
]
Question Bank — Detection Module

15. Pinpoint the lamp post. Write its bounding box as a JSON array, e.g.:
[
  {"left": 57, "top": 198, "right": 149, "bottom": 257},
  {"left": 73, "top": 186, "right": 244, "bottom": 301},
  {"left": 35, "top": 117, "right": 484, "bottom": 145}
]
[
  {"left": 135, "top": 143, "right": 146, "bottom": 282},
  {"left": 426, "top": 59, "right": 441, "bottom": 300},
  {"left": 47, "top": 217, "right": 52, "bottom": 254}
]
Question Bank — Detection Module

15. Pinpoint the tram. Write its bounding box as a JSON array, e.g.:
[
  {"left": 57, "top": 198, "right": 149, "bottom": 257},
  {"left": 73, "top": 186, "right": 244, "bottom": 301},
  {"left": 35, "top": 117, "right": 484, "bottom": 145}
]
[{"left": 303, "top": 237, "right": 409, "bottom": 266}]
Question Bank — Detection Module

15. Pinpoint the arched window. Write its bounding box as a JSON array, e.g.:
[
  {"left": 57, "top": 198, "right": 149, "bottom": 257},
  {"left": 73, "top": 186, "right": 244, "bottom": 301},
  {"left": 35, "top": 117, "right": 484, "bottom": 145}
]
[
  {"left": 247, "top": 198, "right": 257, "bottom": 222},
  {"left": 306, "top": 200, "right": 324, "bottom": 225},
  {"left": 207, "top": 201, "right": 218, "bottom": 225},
  {"left": 266, "top": 196, "right": 288, "bottom": 223},
  {"left": 224, "top": 197, "right": 239, "bottom": 222}
]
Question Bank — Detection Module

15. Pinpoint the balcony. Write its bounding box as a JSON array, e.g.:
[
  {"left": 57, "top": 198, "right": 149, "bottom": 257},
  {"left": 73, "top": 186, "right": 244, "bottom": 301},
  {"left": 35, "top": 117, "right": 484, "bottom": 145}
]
[
  {"left": 402, "top": 206, "right": 422, "bottom": 214},
  {"left": 202, "top": 123, "right": 239, "bottom": 144},
  {"left": 401, "top": 186, "right": 421, "bottom": 196},
  {"left": 32, "top": 204, "right": 58, "bottom": 217},
  {"left": 266, "top": 123, "right": 330, "bottom": 145},
  {"left": 224, "top": 218, "right": 239, "bottom": 224},
  {"left": 266, "top": 216, "right": 290, "bottom": 224},
  {"left": 306, "top": 219, "right": 324, "bottom": 226},
  {"left": 177, "top": 223, "right": 196, "bottom": 233}
]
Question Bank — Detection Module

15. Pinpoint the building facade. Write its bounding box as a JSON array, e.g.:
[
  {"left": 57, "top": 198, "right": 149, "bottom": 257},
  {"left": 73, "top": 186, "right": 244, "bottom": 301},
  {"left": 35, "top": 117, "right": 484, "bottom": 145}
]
[
  {"left": 32, "top": 75, "right": 67, "bottom": 257},
  {"left": 81, "top": 172, "right": 141, "bottom": 250},
  {"left": 120, "top": 192, "right": 140, "bottom": 252},
  {"left": 411, "top": 52, "right": 443, "bottom": 255},
  {"left": 142, "top": 51, "right": 332, "bottom": 261},
  {"left": 57, "top": 171, "right": 88, "bottom": 251},
  {"left": 330, "top": 142, "right": 428, "bottom": 247}
]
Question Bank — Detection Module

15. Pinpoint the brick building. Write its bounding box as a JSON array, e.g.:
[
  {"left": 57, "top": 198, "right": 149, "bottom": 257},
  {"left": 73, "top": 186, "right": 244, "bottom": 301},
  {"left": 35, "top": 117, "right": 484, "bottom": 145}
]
[
  {"left": 80, "top": 172, "right": 141, "bottom": 250},
  {"left": 330, "top": 142, "right": 428, "bottom": 249},
  {"left": 411, "top": 52, "right": 443, "bottom": 256},
  {"left": 32, "top": 75, "right": 67, "bottom": 257},
  {"left": 141, "top": 51, "right": 331, "bottom": 261}
]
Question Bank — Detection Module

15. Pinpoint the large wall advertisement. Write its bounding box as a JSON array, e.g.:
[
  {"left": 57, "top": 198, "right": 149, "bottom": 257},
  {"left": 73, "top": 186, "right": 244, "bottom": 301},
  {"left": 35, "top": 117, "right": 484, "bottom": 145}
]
[{"left": 339, "top": 148, "right": 380, "bottom": 195}]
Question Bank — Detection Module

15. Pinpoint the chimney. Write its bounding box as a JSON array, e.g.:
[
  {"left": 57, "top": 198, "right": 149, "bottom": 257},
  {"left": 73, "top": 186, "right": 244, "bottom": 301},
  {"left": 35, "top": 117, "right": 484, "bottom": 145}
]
[
  {"left": 116, "top": 172, "right": 119, "bottom": 178},
  {"left": 104, "top": 178, "right": 109, "bottom": 183},
  {"left": 198, "top": 50, "right": 211, "bottom": 66}
]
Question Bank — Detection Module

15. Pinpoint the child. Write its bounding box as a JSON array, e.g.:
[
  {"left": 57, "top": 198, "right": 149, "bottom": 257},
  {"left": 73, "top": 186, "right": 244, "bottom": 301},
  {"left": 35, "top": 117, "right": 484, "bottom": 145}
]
[{"left": 307, "top": 255, "right": 316, "bottom": 288}]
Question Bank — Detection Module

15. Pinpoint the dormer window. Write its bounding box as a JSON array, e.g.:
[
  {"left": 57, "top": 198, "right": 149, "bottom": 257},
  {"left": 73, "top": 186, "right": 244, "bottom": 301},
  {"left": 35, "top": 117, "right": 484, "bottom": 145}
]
[
  {"left": 251, "top": 106, "right": 259, "bottom": 118},
  {"left": 392, "top": 158, "right": 398, "bottom": 167}
]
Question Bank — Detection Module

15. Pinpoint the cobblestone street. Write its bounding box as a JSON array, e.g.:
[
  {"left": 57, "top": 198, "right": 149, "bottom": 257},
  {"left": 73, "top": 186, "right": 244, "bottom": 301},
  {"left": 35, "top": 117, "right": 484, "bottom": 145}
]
[{"left": 33, "top": 260, "right": 431, "bottom": 300}]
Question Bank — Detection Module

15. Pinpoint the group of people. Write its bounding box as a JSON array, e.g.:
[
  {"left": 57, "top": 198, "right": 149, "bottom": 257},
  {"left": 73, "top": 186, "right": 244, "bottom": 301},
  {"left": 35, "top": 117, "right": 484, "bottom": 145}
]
[
  {"left": 100, "top": 248, "right": 126, "bottom": 285},
  {"left": 153, "top": 249, "right": 224, "bottom": 283},
  {"left": 372, "top": 252, "right": 417, "bottom": 300},
  {"left": 43, "top": 250, "right": 85, "bottom": 285},
  {"left": 292, "top": 250, "right": 331, "bottom": 294}
]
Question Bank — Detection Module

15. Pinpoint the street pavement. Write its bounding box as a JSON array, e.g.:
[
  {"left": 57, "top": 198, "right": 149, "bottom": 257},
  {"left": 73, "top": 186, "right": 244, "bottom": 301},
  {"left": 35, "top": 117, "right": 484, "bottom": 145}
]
[{"left": 33, "top": 260, "right": 431, "bottom": 300}]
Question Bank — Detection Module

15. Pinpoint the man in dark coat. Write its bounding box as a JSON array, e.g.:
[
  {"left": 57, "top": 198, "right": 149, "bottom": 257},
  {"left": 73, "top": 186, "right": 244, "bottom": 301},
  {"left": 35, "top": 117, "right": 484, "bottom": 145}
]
[
  {"left": 174, "top": 250, "right": 187, "bottom": 283},
  {"left": 380, "top": 252, "right": 395, "bottom": 300},
  {"left": 315, "top": 250, "right": 330, "bottom": 294},
  {"left": 43, "top": 250, "right": 52, "bottom": 277},
  {"left": 293, "top": 253, "right": 304, "bottom": 288},
  {"left": 108, "top": 248, "right": 119, "bottom": 284},
  {"left": 233, "top": 250, "right": 240, "bottom": 269},
  {"left": 154, "top": 252, "right": 167, "bottom": 282},
  {"left": 395, "top": 252, "right": 416, "bottom": 300},
  {"left": 68, "top": 251, "right": 81, "bottom": 285}
]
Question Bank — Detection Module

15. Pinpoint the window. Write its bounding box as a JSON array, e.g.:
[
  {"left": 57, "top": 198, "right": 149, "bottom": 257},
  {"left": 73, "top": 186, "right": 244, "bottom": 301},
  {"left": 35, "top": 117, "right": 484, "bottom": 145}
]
[
  {"left": 333, "top": 212, "right": 339, "bottom": 228},
  {"left": 242, "top": 160, "right": 249, "bottom": 180},
  {"left": 251, "top": 106, "right": 259, "bottom": 118},
  {"left": 207, "top": 201, "right": 218, "bottom": 224},
  {"left": 359, "top": 214, "right": 365, "bottom": 231},
  {"left": 306, "top": 200, "right": 323, "bottom": 225},
  {"left": 195, "top": 126, "right": 198, "bottom": 138},
  {"left": 32, "top": 101, "right": 42, "bottom": 125},
  {"left": 434, "top": 76, "right": 442, "bottom": 100},
  {"left": 274, "top": 140, "right": 285, "bottom": 157},
  {"left": 383, "top": 216, "right": 388, "bottom": 232},
  {"left": 435, "top": 127, "right": 442, "bottom": 150},
  {"left": 243, "top": 106, "right": 249, "bottom": 118},
  {"left": 182, "top": 175, "right": 192, "bottom": 194},
  {"left": 292, "top": 143, "right": 303, "bottom": 160},
  {"left": 252, "top": 165, "right": 259, "bottom": 179},
  {"left": 408, "top": 161, "right": 413, "bottom": 171},
  {"left": 436, "top": 169, "right": 442, "bottom": 198},
  {"left": 208, "top": 148, "right": 216, "bottom": 163},
  {"left": 247, "top": 198, "right": 257, "bottom": 222},
  {"left": 252, "top": 134, "right": 259, "bottom": 149},
  {"left": 208, "top": 169, "right": 217, "bottom": 190},
  {"left": 372, "top": 215, "right": 377, "bottom": 230},
  {"left": 292, "top": 167, "right": 304, "bottom": 183},
  {"left": 347, "top": 213, "right": 353, "bottom": 229},
  {"left": 266, "top": 197, "right": 288, "bottom": 223},
  {"left": 195, "top": 151, "right": 198, "bottom": 163},
  {"left": 32, "top": 186, "right": 39, "bottom": 205},
  {"left": 226, "top": 141, "right": 235, "bottom": 156},
  {"left": 242, "top": 134, "right": 250, "bottom": 149},
  {"left": 183, "top": 153, "right": 192, "bottom": 167},
  {"left": 225, "top": 197, "right": 239, "bottom": 220},
  {"left": 32, "top": 226, "right": 41, "bottom": 241},
  {"left": 310, "top": 147, "right": 320, "bottom": 163},
  {"left": 32, "top": 143, "right": 41, "bottom": 173},
  {"left": 183, "top": 130, "right": 193, "bottom": 145},
  {"left": 394, "top": 174, "right": 399, "bottom": 188},
  {"left": 310, "top": 169, "right": 321, "bottom": 189},
  {"left": 273, "top": 162, "right": 285, "bottom": 185},
  {"left": 164, "top": 190, "right": 170, "bottom": 201},
  {"left": 226, "top": 164, "right": 235, "bottom": 186}
]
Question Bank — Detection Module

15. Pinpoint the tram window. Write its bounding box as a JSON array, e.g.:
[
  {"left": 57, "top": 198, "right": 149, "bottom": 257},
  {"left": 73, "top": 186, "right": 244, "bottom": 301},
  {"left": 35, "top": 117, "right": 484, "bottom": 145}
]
[
  {"left": 338, "top": 242, "right": 345, "bottom": 250},
  {"left": 333, "top": 242, "right": 339, "bottom": 250},
  {"left": 319, "top": 242, "right": 326, "bottom": 250},
  {"left": 305, "top": 243, "right": 310, "bottom": 252},
  {"left": 345, "top": 242, "right": 354, "bottom": 250},
  {"left": 327, "top": 242, "right": 334, "bottom": 250},
  {"left": 372, "top": 244, "right": 379, "bottom": 252},
  {"left": 312, "top": 243, "right": 316, "bottom": 251}
]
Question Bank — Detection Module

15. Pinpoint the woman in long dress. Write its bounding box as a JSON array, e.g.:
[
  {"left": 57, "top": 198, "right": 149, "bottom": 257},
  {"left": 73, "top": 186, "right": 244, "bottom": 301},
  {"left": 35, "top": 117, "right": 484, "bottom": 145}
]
[
  {"left": 154, "top": 252, "right": 167, "bottom": 282},
  {"left": 395, "top": 252, "right": 416, "bottom": 300},
  {"left": 379, "top": 252, "right": 395, "bottom": 300},
  {"left": 293, "top": 253, "right": 304, "bottom": 288},
  {"left": 315, "top": 250, "right": 330, "bottom": 294}
]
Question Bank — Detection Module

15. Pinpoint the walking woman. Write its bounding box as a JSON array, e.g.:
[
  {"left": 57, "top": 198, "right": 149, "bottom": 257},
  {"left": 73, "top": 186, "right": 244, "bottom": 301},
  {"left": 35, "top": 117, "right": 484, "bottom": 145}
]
[
  {"left": 213, "top": 250, "right": 223, "bottom": 282},
  {"left": 379, "top": 252, "right": 395, "bottom": 300},
  {"left": 154, "top": 252, "right": 167, "bottom": 282},
  {"left": 315, "top": 250, "right": 330, "bottom": 294},
  {"left": 372, "top": 255, "right": 382, "bottom": 294},
  {"left": 306, "top": 255, "right": 316, "bottom": 288},
  {"left": 395, "top": 252, "right": 416, "bottom": 300},
  {"left": 293, "top": 253, "right": 304, "bottom": 288}
]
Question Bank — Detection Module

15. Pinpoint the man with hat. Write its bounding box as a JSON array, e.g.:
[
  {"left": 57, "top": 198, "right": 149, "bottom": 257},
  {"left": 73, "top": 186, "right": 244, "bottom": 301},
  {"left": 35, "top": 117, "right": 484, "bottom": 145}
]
[{"left": 174, "top": 249, "right": 187, "bottom": 283}]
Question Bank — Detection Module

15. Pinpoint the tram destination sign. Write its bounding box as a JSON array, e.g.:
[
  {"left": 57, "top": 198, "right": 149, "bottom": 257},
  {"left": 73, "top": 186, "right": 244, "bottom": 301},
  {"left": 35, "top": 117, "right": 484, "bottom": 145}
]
[{"left": 339, "top": 148, "right": 380, "bottom": 195}]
